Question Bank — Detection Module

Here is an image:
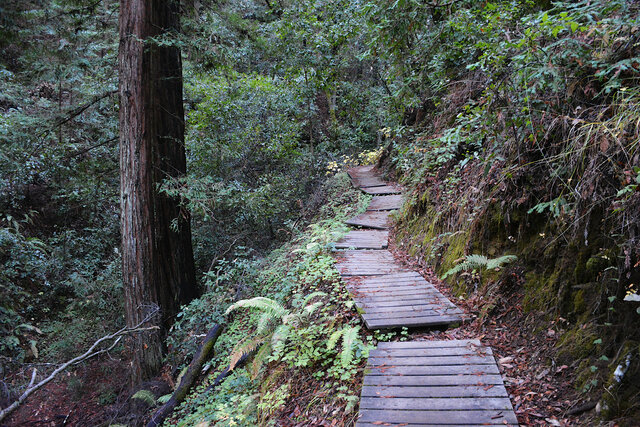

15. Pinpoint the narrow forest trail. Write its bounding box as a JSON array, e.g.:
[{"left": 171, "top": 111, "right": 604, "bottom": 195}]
[{"left": 334, "top": 166, "right": 519, "bottom": 426}]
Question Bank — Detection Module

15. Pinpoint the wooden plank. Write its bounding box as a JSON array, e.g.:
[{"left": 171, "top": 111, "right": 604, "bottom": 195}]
[
  {"left": 345, "top": 211, "right": 394, "bottom": 229},
  {"left": 354, "top": 294, "right": 452, "bottom": 305},
  {"left": 365, "top": 365, "right": 501, "bottom": 377},
  {"left": 358, "top": 423, "right": 517, "bottom": 427},
  {"left": 350, "top": 282, "right": 435, "bottom": 291},
  {"left": 363, "top": 372, "right": 503, "bottom": 384},
  {"left": 356, "top": 299, "right": 451, "bottom": 309},
  {"left": 367, "top": 355, "right": 495, "bottom": 366},
  {"left": 349, "top": 282, "right": 441, "bottom": 289},
  {"left": 360, "top": 385, "right": 509, "bottom": 398},
  {"left": 347, "top": 165, "right": 375, "bottom": 177},
  {"left": 335, "top": 230, "right": 389, "bottom": 249},
  {"left": 360, "top": 397, "right": 514, "bottom": 411},
  {"left": 346, "top": 272, "right": 432, "bottom": 286},
  {"left": 351, "top": 176, "right": 387, "bottom": 188},
  {"left": 358, "top": 303, "right": 459, "bottom": 314},
  {"left": 376, "top": 339, "right": 480, "bottom": 349},
  {"left": 350, "top": 288, "right": 442, "bottom": 297},
  {"left": 356, "top": 409, "right": 518, "bottom": 425},
  {"left": 369, "top": 347, "right": 490, "bottom": 358},
  {"left": 361, "top": 185, "right": 402, "bottom": 195},
  {"left": 335, "top": 250, "right": 408, "bottom": 276},
  {"left": 366, "top": 315, "right": 463, "bottom": 329},
  {"left": 350, "top": 271, "right": 423, "bottom": 281},
  {"left": 362, "top": 308, "right": 462, "bottom": 320},
  {"left": 349, "top": 279, "right": 431, "bottom": 288},
  {"left": 367, "top": 195, "right": 404, "bottom": 211}
]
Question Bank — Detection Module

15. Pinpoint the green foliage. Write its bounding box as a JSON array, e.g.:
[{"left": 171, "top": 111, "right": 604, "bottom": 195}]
[
  {"left": 131, "top": 390, "right": 157, "bottom": 407},
  {"left": 442, "top": 254, "right": 518, "bottom": 279},
  {"left": 166, "top": 172, "right": 370, "bottom": 424}
]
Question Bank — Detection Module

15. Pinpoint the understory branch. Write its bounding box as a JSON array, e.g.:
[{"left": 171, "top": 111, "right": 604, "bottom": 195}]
[{"left": 0, "top": 312, "right": 159, "bottom": 423}]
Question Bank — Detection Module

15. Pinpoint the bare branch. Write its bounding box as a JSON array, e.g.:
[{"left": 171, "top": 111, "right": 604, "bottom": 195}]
[{"left": 0, "top": 312, "right": 159, "bottom": 423}]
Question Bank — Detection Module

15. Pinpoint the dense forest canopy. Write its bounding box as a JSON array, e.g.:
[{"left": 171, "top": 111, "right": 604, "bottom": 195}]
[{"left": 1, "top": 0, "right": 639, "bottom": 425}]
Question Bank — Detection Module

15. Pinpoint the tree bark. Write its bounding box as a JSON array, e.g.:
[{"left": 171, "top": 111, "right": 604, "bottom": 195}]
[{"left": 119, "top": 0, "right": 199, "bottom": 384}]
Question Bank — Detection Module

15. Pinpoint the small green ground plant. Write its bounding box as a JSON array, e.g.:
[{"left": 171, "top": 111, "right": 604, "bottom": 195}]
[{"left": 164, "top": 171, "right": 374, "bottom": 425}]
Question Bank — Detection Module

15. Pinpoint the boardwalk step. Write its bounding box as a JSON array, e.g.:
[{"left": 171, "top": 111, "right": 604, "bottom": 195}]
[
  {"left": 345, "top": 211, "right": 394, "bottom": 230},
  {"left": 361, "top": 184, "right": 402, "bottom": 195},
  {"left": 335, "top": 250, "right": 409, "bottom": 276},
  {"left": 343, "top": 273, "right": 464, "bottom": 329},
  {"left": 367, "top": 195, "right": 403, "bottom": 211},
  {"left": 334, "top": 230, "right": 389, "bottom": 250},
  {"left": 357, "top": 340, "right": 518, "bottom": 426}
]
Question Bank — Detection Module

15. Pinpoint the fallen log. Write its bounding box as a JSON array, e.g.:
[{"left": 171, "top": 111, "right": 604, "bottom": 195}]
[{"left": 146, "top": 324, "right": 223, "bottom": 427}]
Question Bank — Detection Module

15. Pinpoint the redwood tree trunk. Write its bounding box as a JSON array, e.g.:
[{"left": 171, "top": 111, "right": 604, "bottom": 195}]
[{"left": 119, "top": 0, "right": 198, "bottom": 384}]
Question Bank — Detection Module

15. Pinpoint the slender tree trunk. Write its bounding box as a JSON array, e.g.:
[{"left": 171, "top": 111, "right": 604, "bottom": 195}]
[{"left": 119, "top": 0, "right": 199, "bottom": 384}]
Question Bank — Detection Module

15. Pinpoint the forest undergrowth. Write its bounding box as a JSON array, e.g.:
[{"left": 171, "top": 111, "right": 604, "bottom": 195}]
[{"left": 2, "top": 0, "right": 640, "bottom": 425}]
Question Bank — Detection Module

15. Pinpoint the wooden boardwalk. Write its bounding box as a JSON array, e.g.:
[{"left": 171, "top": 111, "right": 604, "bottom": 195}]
[
  {"left": 335, "top": 230, "right": 389, "bottom": 249},
  {"left": 344, "top": 272, "right": 464, "bottom": 329},
  {"left": 367, "top": 195, "right": 403, "bottom": 211},
  {"left": 336, "top": 166, "right": 518, "bottom": 426},
  {"left": 345, "top": 211, "right": 394, "bottom": 229},
  {"left": 358, "top": 340, "right": 518, "bottom": 426}
]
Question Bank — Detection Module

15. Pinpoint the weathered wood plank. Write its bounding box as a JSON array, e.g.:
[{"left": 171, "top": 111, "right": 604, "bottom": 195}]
[
  {"left": 357, "top": 303, "right": 459, "bottom": 314},
  {"left": 360, "top": 385, "right": 509, "bottom": 398},
  {"left": 362, "top": 308, "right": 462, "bottom": 320},
  {"left": 361, "top": 185, "right": 402, "bottom": 195},
  {"left": 351, "top": 283, "right": 437, "bottom": 292},
  {"left": 335, "top": 250, "right": 408, "bottom": 276},
  {"left": 363, "top": 371, "right": 503, "bottom": 383},
  {"left": 347, "top": 165, "right": 375, "bottom": 177},
  {"left": 368, "top": 347, "right": 489, "bottom": 358},
  {"left": 345, "top": 211, "right": 394, "bottom": 229},
  {"left": 357, "top": 423, "right": 518, "bottom": 427},
  {"left": 356, "top": 409, "right": 518, "bottom": 425},
  {"left": 350, "top": 288, "right": 442, "bottom": 297},
  {"left": 367, "top": 195, "right": 404, "bottom": 211},
  {"left": 360, "top": 397, "right": 514, "bottom": 411},
  {"left": 367, "top": 355, "right": 495, "bottom": 366},
  {"left": 354, "top": 294, "right": 453, "bottom": 305},
  {"left": 366, "top": 316, "right": 463, "bottom": 329},
  {"left": 351, "top": 176, "right": 387, "bottom": 188},
  {"left": 334, "top": 230, "right": 389, "bottom": 249},
  {"left": 375, "top": 339, "right": 481, "bottom": 349},
  {"left": 352, "top": 295, "right": 445, "bottom": 306}
]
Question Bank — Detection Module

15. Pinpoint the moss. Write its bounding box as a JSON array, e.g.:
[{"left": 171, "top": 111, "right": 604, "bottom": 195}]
[
  {"left": 438, "top": 231, "right": 470, "bottom": 294},
  {"left": 522, "top": 270, "right": 560, "bottom": 312},
  {"left": 600, "top": 341, "right": 640, "bottom": 420},
  {"left": 573, "top": 289, "right": 586, "bottom": 314},
  {"left": 556, "top": 325, "right": 599, "bottom": 363}
]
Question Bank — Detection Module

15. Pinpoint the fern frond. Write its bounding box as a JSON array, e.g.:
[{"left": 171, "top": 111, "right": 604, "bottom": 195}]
[
  {"left": 302, "top": 291, "right": 327, "bottom": 306},
  {"left": 157, "top": 394, "right": 172, "bottom": 404},
  {"left": 327, "top": 328, "right": 343, "bottom": 351},
  {"left": 486, "top": 255, "right": 517, "bottom": 270},
  {"left": 303, "top": 301, "right": 323, "bottom": 316},
  {"left": 256, "top": 312, "right": 276, "bottom": 336},
  {"left": 250, "top": 341, "right": 272, "bottom": 379},
  {"left": 131, "top": 389, "right": 156, "bottom": 406},
  {"left": 442, "top": 254, "right": 517, "bottom": 279},
  {"left": 340, "top": 326, "right": 360, "bottom": 368},
  {"left": 229, "top": 337, "right": 263, "bottom": 371},
  {"left": 225, "top": 297, "right": 287, "bottom": 320},
  {"left": 271, "top": 324, "right": 291, "bottom": 351}
]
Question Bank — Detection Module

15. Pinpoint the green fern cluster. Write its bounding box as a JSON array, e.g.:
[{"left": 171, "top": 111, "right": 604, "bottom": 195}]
[
  {"left": 442, "top": 254, "right": 517, "bottom": 279},
  {"left": 225, "top": 292, "right": 327, "bottom": 375}
]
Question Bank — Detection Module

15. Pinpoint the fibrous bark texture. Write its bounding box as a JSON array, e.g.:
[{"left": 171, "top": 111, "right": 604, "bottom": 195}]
[{"left": 119, "top": 0, "right": 198, "bottom": 384}]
